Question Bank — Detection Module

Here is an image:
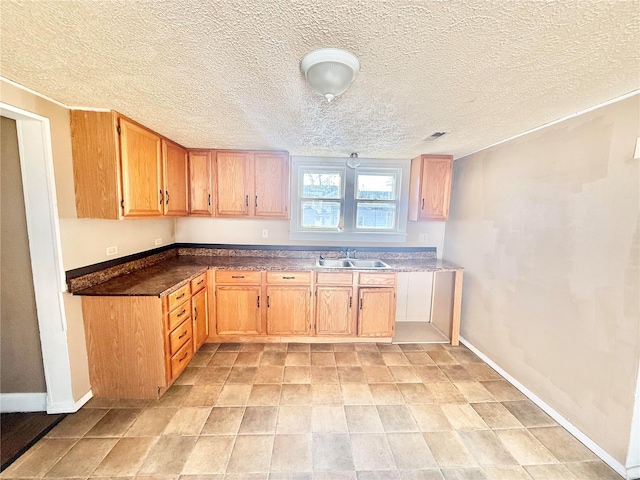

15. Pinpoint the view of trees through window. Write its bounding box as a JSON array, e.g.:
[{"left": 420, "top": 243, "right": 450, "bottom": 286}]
[{"left": 300, "top": 170, "right": 398, "bottom": 230}]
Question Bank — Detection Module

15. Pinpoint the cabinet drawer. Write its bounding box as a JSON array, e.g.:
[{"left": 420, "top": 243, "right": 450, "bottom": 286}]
[
  {"left": 191, "top": 273, "right": 207, "bottom": 293},
  {"left": 267, "top": 271, "right": 311, "bottom": 284},
  {"left": 167, "top": 301, "right": 191, "bottom": 331},
  {"left": 316, "top": 272, "right": 353, "bottom": 285},
  {"left": 168, "top": 283, "right": 191, "bottom": 310},
  {"left": 170, "top": 338, "right": 193, "bottom": 379},
  {"left": 359, "top": 273, "right": 396, "bottom": 286},
  {"left": 169, "top": 319, "right": 193, "bottom": 355},
  {"left": 216, "top": 270, "right": 261, "bottom": 284}
]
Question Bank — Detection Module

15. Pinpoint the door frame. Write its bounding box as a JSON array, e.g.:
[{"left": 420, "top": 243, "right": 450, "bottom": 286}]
[{"left": 1, "top": 103, "right": 75, "bottom": 413}]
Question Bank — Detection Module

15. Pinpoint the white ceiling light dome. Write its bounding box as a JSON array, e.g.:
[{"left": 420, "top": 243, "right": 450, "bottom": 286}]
[{"left": 300, "top": 48, "right": 360, "bottom": 103}]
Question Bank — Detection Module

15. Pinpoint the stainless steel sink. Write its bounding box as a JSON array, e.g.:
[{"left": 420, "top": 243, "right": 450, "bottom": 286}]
[
  {"left": 317, "top": 258, "right": 354, "bottom": 268},
  {"left": 316, "top": 258, "right": 391, "bottom": 269},
  {"left": 349, "top": 259, "right": 390, "bottom": 269}
]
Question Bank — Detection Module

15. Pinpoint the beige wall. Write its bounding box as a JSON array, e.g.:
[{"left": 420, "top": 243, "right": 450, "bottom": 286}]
[
  {"left": 176, "top": 216, "right": 445, "bottom": 253},
  {"left": 0, "top": 79, "right": 176, "bottom": 401},
  {"left": 0, "top": 116, "right": 47, "bottom": 393},
  {"left": 444, "top": 95, "right": 640, "bottom": 464}
]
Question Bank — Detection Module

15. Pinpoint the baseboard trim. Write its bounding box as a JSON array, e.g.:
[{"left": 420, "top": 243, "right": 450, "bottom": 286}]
[
  {"left": 46, "top": 389, "right": 93, "bottom": 414},
  {"left": 0, "top": 392, "right": 47, "bottom": 412},
  {"left": 626, "top": 465, "right": 640, "bottom": 479},
  {"left": 459, "top": 336, "right": 628, "bottom": 479}
]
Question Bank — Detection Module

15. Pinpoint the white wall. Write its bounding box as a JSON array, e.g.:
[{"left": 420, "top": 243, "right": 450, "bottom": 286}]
[
  {"left": 444, "top": 94, "right": 640, "bottom": 466},
  {"left": 176, "top": 217, "right": 445, "bottom": 254}
]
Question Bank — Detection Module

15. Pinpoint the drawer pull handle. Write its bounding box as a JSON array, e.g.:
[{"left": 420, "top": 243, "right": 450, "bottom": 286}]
[
  {"left": 267, "top": 295, "right": 270, "bottom": 308},
  {"left": 159, "top": 190, "right": 164, "bottom": 205},
  {"left": 255, "top": 195, "right": 258, "bottom": 208},
  {"left": 196, "top": 279, "right": 204, "bottom": 285},
  {"left": 194, "top": 307, "right": 198, "bottom": 321},
  {"left": 177, "top": 309, "right": 186, "bottom": 317},
  {"left": 349, "top": 296, "right": 352, "bottom": 308},
  {"left": 360, "top": 298, "right": 363, "bottom": 309},
  {"left": 231, "top": 275, "right": 245, "bottom": 279},
  {"left": 176, "top": 293, "right": 186, "bottom": 300},
  {"left": 165, "top": 190, "right": 170, "bottom": 204},
  {"left": 421, "top": 198, "right": 425, "bottom": 210},
  {"left": 179, "top": 351, "right": 189, "bottom": 362},
  {"left": 257, "top": 295, "right": 260, "bottom": 308},
  {"left": 283, "top": 276, "right": 295, "bottom": 279},
  {"left": 178, "top": 330, "right": 188, "bottom": 339}
]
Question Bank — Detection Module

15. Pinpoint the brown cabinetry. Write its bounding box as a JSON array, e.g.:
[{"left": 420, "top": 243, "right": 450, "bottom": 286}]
[
  {"left": 71, "top": 110, "right": 188, "bottom": 219},
  {"left": 357, "top": 273, "right": 397, "bottom": 337},
  {"left": 81, "top": 271, "right": 207, "bottom": 399},
  {"left": 188, "top": 150, "right": 215, "bottom": 216},
  {"left": 162, "top": 139, "right": 189, "bottom": 216},
  {"left": 315, "top": 272, "right": 355, "bottom": 336},
  {"left": 191, "top": 273, "right": 209, "bottom": 350},
  {"left": 266, "top": 272, "right": 312, "bottom": 335},
  {"left": 409, "top": 154, "right": 453, "bottom": 221},
  {"left": 214, "top": 270, "right": 262, "bottom": 335},
  {"left": 215, "top": 150, "right": 289, "bottom": 218}
]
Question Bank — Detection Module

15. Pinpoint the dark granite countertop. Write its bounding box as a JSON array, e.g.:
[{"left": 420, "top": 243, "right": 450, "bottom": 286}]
[{"left": 72, "top": 255, "right": 462, "bottom": 297}]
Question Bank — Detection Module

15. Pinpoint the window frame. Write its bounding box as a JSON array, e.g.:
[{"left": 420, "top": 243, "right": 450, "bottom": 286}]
[{"left": 289, "top": 157, "right": 410, "bottom": 242}]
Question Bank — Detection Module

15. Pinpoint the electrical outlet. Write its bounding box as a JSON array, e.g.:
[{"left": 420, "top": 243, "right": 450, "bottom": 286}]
[
  {"left": 155, "top": 238, "right": 163, "bottom": 246},
  {"left": 106, "top": 246, "right": 118, "bottom": 256},
  {"left": 418, "top": 234, "right": 428, "bottom": 243},
  {"left": 262, "top": 229, "right": 269, "bottom": 238}
]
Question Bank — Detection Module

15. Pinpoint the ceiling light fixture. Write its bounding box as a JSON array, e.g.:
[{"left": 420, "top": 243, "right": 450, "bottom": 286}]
[{"left": 300, "top": 48, "right": 360, "bottom": 103}]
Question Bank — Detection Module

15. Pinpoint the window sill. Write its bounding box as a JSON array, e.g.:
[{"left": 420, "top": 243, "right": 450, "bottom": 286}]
[{"left": 289, "top": 231, "right": 408, "bottom": 243}]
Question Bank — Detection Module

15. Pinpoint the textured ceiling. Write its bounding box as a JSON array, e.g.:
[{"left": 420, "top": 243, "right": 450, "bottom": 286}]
[{"left": 1, "top": 0, "right": 639, "bottom": 159}]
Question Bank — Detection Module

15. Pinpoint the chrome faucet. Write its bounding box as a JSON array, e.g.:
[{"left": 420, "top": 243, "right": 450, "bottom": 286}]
[{"left": 344, "top": 248, "right": 357, "bottom": 259}]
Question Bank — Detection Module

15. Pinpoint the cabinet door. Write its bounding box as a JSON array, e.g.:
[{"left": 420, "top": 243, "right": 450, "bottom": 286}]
[
  {"left": 189, "top": 151, "right": 214, "bottom": 216},
  {"left": 162, "top": 139, "right": 189, "bottom": 216},
  {"left": 253, "top": 152, "right": 289, "bottom": 218},
  {"left": 216, "top": 151, "right": 251, "bottom": 216},
  {"left": 119, "top": 117, "right": 163, "bottom": 217},
  {"left": 419, "top": 156, "right": 453, "bottom": 220},
  {"left": 192, "top": 288, "right": 209, "bottom": 350},
  {"left": 266, "top": 286, "right": 311, "bottom": 335},
  {"left": 215, "top": 286, "right": 261, "bottom": 334},
  {"left": 358, "top": 287, "right": 396, "bottom": 337},
  {"left": 316, "top": 286, "right": 355, "bottom": 336}
]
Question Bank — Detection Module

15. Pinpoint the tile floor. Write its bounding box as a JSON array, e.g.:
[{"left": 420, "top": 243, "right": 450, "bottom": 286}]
[{"left": 1, "top": 342, "right": 622, "bottom": 479}]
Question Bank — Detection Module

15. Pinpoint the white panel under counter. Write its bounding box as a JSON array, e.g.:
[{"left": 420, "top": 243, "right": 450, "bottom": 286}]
[{"left": 394, "top": 270, "right": 461, "bottom": 344}]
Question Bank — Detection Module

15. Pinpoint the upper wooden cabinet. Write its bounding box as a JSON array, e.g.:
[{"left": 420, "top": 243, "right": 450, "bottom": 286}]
[
  {"left": 188, "top": 150, "right": 215, "bottom": 216},
  {"left": 408, "top": 154, "right": 453, "bottom": 221},
  {"left": 215, "top": 150, "right": 289, "bottom": 219},
  {"left": 71, "top": 110, "right": 188, "bottom": 219},
  {"left": 162, "top": 139, "right": 189, "bottom": 216}
]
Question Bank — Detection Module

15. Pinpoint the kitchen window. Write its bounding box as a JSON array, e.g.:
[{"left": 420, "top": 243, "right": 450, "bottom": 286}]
[{"left": 290, "top": 157, "right": 410, "bottom": 242}]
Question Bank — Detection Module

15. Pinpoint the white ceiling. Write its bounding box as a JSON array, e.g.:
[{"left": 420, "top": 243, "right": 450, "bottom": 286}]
[{"left": 1, "top": 0, "right": 638, "bottom": 159}]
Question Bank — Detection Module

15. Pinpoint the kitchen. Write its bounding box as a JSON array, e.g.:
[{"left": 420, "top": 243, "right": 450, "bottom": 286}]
[{"left": 0, "top": 1, "right": 638, "bottom": 479}]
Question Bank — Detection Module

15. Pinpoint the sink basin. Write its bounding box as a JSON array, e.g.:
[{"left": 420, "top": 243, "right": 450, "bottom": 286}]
[
  {"left": 317, "top": 258, "right": 354, "bottom": 268},
  {"left": 316, "top": 258, "right": 391, "bottom": 269},
  {"left": 349, "top": 259, "right": 390, "bottom": 269}
]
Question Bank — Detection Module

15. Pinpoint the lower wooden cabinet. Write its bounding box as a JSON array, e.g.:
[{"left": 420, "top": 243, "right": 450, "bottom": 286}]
[
  {"left": 214, "top": 270, "right": 262, "bottom": 335},
  {"left": 357, "top": 287, "right": 396, "bottom": 337},
  {"left": 191, "top": 278, "right": 209, "bottom": 350},
  {"left": 215, "top": 286, "right": 262, "bottom": 334},
  {"left": 314, "top": 272, "right": 356, "bottom": 336},
  {"left": 81, "top": 271, "right": 207, "bottom": 399},
  {"left": 266, "top": 285, "right": 312, "bottom": 335}
]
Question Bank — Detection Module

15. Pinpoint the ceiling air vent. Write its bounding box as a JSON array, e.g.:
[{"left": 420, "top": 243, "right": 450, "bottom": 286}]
[{"left": 424, "top": 132, "right": 448, "bottom": 142}]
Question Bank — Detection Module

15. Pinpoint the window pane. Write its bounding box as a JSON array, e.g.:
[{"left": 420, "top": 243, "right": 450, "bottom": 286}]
[
  {"left": 301, "top": 201, "right": 341, "bottom": 229},
  {"left": 302, "top": 172, "right": 342, "bottom": 199},
  {"left": 356, "top": 174, "right": 395, "bottom": 200},
  {"left": 356, "top": 202, "right": 396, "bottom": 229}
]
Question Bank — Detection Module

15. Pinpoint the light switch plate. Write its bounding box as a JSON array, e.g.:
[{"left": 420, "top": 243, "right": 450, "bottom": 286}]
[
  {"left": 262, "top": 229, "right": 269, "bottom": 238},
  {"left": 155, "top": 238, "right": 163, "bottom": 246},
  {"left": 418, "top": 234, "right": 428, "bottom": 242},
  {"left": 106, "top": 246, "right": 118, "bottom": 256}
]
